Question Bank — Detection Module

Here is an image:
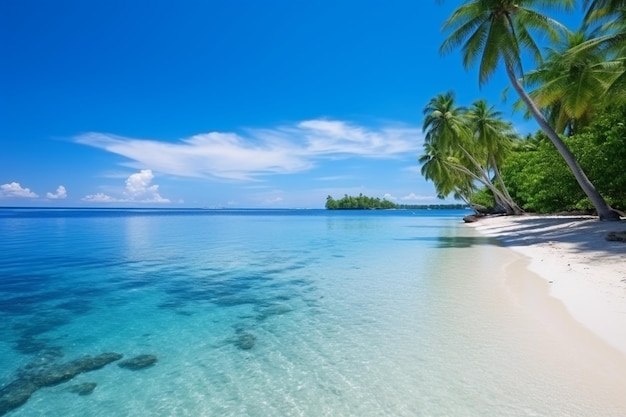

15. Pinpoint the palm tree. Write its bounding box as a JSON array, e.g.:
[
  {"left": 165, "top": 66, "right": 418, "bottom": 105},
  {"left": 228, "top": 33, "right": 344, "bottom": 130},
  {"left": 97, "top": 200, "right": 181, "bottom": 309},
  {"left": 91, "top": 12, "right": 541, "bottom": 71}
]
[
  {"left": 583, "top": 0, "right": 626, "bottom": 25},
  {"left": 466, "top": 99, "right": 519, "bottom": 207},
  {"left": 421, "top": 92, "right": 522, "bottom": 214},
  {"left": 582, "top": 0, "right": 626, "bottom": 105},
  {"left": 419, "top": 141, "right": 480, "bottom": 210},
  {"left": 440, "top": 0, "right": 620, "bottom": 220},
  {"left": 422, "top": 91, "right": 471, "bottom": 149},
  {"left": 419, "top": 142, "right": 464, "bottom": 199},
  {"left": 520, "top": 28, "right": 621, "bottom": 135}
]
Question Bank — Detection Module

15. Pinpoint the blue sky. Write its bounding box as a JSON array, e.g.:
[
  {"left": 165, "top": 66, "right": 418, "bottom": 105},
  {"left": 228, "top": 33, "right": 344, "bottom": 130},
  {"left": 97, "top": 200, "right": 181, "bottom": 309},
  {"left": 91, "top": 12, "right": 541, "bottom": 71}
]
[{"left": 1, "top": 1, "right": 584, "bottom": 208}]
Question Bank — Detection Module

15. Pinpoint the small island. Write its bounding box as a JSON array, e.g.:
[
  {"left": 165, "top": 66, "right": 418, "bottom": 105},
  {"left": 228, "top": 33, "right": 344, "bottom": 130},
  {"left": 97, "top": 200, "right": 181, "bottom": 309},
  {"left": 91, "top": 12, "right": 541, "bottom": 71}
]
[{"left": 325, "top": 194, "right": 467, "bottom": 210}]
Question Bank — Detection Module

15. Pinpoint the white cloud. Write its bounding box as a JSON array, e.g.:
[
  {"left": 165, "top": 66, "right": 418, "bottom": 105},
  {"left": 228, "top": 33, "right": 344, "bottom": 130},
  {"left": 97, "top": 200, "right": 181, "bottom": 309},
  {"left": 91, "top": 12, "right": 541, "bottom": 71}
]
[
  {"left": 46, "top": 185, "right": 67, "bottom": 199},
  {"left": 400, "top": 192, "right": 433, "bottom": 201},
  {"left": 0, "top": 182, "right": 38, "bottom": 198},
  {"left": 82, "top": 170, "right": 170, "bottom": 203},
  {"left": 124, "top": 169, "right": 169, "bottom": 203},
  {"left": 75, "top": 119, "right": 423, "bottom": 181},
  {"left": 82, "top": 192, "right": 119, "bottom": 203},
  {"left": 382, "top": 192, "right": 441, "bottom": 204},
  {"left": 296, "top": 120, "right": 419, "bottom": 157}
]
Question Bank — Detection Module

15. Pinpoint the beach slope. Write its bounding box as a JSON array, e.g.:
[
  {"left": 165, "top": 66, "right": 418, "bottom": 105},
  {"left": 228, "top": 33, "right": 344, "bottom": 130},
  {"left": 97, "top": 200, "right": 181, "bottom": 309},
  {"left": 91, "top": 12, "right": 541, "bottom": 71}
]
[{"left": 469, "top": 215, "right": 626, "bottom": 355}]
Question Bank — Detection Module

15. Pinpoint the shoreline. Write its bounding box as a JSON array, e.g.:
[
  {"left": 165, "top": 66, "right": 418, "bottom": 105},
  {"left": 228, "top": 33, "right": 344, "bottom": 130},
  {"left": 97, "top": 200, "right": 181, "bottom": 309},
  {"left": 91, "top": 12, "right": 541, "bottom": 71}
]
[{"left": 468, "top": 214, "right": 626, "bottom": 356}]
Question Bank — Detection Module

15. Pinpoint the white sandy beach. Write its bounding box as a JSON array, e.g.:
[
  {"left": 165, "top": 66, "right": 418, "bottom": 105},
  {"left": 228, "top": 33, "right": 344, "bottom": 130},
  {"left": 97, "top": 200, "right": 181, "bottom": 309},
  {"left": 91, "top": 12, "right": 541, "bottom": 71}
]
[{"left": 469, "top": 215, "right": 626, "bottom": 356}]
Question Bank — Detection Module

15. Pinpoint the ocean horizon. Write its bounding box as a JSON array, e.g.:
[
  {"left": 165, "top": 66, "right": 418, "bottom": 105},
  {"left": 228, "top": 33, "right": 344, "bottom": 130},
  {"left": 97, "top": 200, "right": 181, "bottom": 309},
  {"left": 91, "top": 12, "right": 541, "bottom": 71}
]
[{"left": 1, "top": 208, "right": 623, "bottom": 416}]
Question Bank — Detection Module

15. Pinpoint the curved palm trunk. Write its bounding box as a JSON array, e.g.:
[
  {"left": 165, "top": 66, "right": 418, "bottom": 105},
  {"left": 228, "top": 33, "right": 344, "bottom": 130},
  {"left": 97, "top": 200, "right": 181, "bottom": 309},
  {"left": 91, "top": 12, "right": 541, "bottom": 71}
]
[
  {"left": 441, "top": 158, "right": 518, "bottom": 214},
  {"left": 489, "top": 155, "right": 523, "bottom": 214},
  {"left": 506, "top": 64, "right": 621, "bottom": 221},
  {"left": 456, "top": 144, "right": 524, "bottom": 214},
  {"left": 455, "top": 191, "right": 485, "bottom": 215}
]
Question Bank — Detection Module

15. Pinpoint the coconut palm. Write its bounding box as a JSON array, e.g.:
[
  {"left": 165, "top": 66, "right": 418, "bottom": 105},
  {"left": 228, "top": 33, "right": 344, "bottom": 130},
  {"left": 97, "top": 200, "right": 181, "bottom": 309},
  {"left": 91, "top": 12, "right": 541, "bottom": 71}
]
[
  {"left": 582, "top": 0, "right": 626, "bottom": 104},
  {"left": 440, "top": 0, "right": 620, "bottom": 220},
  {"left": 419, "top": 142, "right": 466, "bottom": 199},
  {"left": 583, "top": 0, "right": 626, "bottom": 24},
  {"left": 419, "top": 141, "right": 485, "bottom": 212},
  {"left": 422, "top": 92, "right": 470, "bottom": 148},
  {"left": 466, "top": 99, "right": 520, "bottom": 207},
  {"left": 520, "top": 28, "right": 621, "bottom": 135},
  {"left": 421, "top": 92, "right": 522, "bottom": 214}
]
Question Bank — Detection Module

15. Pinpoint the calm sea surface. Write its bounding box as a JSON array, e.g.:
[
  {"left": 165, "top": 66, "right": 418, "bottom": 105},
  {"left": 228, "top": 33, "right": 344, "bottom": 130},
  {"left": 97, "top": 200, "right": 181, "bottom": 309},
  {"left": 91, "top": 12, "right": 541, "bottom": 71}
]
[{"left": 1, "top": 208, "right": 624, "bottom": 416}]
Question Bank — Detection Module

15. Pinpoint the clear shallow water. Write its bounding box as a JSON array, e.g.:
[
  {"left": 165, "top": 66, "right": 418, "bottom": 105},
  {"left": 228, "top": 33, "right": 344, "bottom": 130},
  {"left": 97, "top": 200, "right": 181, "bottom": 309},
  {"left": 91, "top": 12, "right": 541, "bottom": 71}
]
[{"left": 0, "top": 208, "right": 625, "bottom": 416}]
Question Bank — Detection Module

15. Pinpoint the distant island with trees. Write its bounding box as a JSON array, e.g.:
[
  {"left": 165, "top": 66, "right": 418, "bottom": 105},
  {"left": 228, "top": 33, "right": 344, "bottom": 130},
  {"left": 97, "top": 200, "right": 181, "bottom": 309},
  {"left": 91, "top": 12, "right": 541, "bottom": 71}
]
[{"left": 325, "top": 194, "right": 468, "bottom": 210}]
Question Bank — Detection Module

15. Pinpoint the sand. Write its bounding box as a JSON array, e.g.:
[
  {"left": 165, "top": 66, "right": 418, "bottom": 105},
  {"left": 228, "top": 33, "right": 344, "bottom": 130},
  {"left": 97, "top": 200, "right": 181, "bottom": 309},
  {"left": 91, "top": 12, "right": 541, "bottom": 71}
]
[{"left": 468, "top": 214, "right": 626, "bottom": 356}]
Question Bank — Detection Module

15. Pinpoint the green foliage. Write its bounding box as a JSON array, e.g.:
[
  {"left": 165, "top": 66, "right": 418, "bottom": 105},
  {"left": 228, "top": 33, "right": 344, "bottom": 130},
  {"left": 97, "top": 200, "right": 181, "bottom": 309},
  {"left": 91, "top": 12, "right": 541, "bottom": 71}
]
[
  {"left": 419, "top": 92, "right": 522, "bottom": 213},
  {"left": 440, "top": 0, "right": 574, "bottom": 87},
  {"left": 325, "top": 194, "right": 469, "bottom": 210},
  {"left": 570, "top": 106, "right": 626, "bottom": 209},
  {"left": 439, "top": 0, "right": 623, "bottom": 219},
  {"left": 325, "top": 194, "right": 397, "bottom": 210},
  {"left": 469, "top": 188, "right": 496, "bottom": 209},
  {"left": 501, "top": 106, "right": 626, "bottom": 213},
  {"left": 501, "top": 135, "right": 585, "bottom": 212},
  {"left": 519, "top": 28, "right": 621, "bottom": 135}
]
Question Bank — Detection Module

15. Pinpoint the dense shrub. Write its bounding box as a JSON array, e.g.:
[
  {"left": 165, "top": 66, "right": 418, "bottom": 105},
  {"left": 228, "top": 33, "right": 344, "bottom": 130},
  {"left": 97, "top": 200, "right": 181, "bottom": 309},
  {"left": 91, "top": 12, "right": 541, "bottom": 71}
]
[{"left": 499, "top": 106, "right": 626, "bottom": 213}]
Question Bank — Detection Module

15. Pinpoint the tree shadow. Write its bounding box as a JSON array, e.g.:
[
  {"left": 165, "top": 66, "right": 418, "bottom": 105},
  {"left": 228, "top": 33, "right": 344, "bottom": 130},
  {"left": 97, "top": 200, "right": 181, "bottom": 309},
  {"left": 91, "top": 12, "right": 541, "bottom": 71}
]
[{"left": 474, "top": 216, "right": 626, "bottom": 256}]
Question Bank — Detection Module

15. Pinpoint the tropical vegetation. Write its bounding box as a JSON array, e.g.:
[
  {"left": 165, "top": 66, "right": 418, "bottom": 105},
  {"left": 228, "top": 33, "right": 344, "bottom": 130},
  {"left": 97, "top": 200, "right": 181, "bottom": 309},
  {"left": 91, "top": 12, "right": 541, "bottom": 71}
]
[
  {"left": 421, "top": 0, "right": 625, "bottom": 218},
  {"left": 420, "top": 93, "right": 522, "bottom": 214},
  {"left": 324, "top": 194, "right": 468, "bottom": 210},
  {"left": 496, "top": 105, "right": 626, "bottom": 213},
  {"left": 325, "top": 194, "right": 397, "bottom": 209}
]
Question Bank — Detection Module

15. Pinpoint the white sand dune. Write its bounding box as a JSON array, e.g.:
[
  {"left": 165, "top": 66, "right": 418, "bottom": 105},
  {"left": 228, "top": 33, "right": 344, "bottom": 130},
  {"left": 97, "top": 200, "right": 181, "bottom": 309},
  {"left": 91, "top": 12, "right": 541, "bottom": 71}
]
[{"left": 469, "top": 214, "right": 626, "bottom": 355}]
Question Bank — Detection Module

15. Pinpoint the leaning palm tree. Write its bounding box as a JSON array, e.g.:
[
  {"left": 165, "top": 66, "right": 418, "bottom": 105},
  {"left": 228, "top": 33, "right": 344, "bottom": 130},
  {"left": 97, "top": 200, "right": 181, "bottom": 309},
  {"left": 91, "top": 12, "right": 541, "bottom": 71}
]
[
  {"left": 422, "top": 92, "right": 471, "bottom": 149},
  {"left": 582, "top": 0, "right": 626, "bottom": 105},
  {"left": 419, "top": 141, "right": 481, "bottom": 209},
  {"left": 520, "top": 28, "right": 621, "bottom": 135},
  {"left": 421, "top": 92, "right": 522, "bottom": 214},
  {"left": 583, "top": 0, "right": 626, "bottom": 25},
  {"left": 466, "top": 99, "right": 519, "bottom": 207},
  {"left": 419, "top": 142, "right": 465, "bottom": 199},
  {"left": 440, "top": 0, "right": 620, "bottom": 220}
]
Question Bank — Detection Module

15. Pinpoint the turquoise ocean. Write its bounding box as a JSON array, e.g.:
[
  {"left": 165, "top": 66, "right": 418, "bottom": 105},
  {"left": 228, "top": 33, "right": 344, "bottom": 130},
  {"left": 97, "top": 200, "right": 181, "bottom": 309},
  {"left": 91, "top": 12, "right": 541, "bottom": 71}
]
[{"left": 1, "top": 208, "right": 624, "bottom": 416}]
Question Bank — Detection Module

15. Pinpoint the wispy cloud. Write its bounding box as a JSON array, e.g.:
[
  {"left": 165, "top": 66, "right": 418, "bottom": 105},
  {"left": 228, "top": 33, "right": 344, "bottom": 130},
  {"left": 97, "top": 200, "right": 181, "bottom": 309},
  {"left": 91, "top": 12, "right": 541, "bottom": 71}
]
[
  {"left": 46, "top": 185, "right": 67, "bottom": 199},
  {"left": 0, "top": 182, "right": 38, "bottom": 198},
  {"left": 383, "top": 192, "right": 436, "bottom": 202},
  {"left": 294, "top": 120, "right": 419, "bottom": 157},
  {"left": 75, "top": 119, "right": 423, "bottom": 181},
  {"left": 82, "top": 169, "right": 170, "bottom": 203},
  {"left": 82, "top": 192, "right": 119, "bottom": 203},
  {"left": 400, "top": 192, "right": 434, "bottom": 201}
]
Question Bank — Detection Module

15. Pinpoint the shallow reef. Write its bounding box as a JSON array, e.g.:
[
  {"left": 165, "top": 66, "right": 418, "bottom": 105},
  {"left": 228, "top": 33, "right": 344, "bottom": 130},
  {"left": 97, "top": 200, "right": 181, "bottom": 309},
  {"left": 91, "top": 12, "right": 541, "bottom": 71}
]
[
  {"left": 0, "top": 350, "right": 158, "bottom": 415},
  {"left": 67, "top": 382, "right": 97, "bottom": 396},
  {"left": 234, "top": 331, "right": 256, "bottom": 350},
  {"left": 0, "top": 352, "right": 123, "bottom": 416},
  {"left": 118, "top": 354, "right": 158, "bottom": 370}
]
